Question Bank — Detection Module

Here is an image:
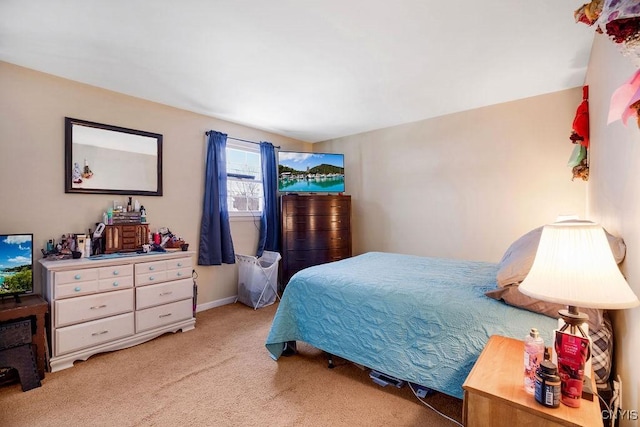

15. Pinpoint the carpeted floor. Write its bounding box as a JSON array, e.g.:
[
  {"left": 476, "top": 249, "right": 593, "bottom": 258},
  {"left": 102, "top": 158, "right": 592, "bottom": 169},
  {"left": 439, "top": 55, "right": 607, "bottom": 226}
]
[{"left": 0, "top": 302, "right": 463, "bottom": 426}]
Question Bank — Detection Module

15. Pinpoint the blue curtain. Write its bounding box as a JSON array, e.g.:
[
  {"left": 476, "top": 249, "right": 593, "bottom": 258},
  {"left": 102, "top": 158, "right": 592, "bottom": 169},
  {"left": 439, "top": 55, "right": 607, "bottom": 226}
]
[
  {"left": 257, "top": 141, "right": 279, "bottom": 257},
  {"left": 198, "top": 131, "right": 235, "bottom": 265}
]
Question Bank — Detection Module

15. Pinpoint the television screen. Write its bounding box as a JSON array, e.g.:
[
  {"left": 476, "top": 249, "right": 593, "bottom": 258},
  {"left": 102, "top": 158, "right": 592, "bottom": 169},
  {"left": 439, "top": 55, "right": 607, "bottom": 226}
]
[
  {"left": 0, "top": 234, "right": 34, "bottom": 298},
  {"left": 278, "top": 151, "right": 345, "bottom": 193}
]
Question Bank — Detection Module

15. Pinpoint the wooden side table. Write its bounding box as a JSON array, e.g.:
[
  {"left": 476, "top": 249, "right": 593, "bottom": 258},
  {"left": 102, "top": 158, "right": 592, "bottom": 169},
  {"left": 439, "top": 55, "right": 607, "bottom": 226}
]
[
  {"left": 0, "top": 294, "right": 49, "bottom": 379},
  {"left": 463, "top": 335, "right": 603, "bottom": 427}
]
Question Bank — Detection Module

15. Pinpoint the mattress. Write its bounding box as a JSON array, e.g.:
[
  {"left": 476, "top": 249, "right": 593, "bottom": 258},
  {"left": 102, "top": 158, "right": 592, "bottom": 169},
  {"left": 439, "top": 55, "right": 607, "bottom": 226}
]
[{"left": 265, "top": 252, "right": 564, "bottom": 399}]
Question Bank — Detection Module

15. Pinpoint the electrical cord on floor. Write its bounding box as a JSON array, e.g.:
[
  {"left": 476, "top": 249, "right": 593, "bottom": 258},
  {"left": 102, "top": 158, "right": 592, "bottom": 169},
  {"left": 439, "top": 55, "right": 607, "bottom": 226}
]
[{"left": 408, "top": 383, "right": 463, "bottom": 427}]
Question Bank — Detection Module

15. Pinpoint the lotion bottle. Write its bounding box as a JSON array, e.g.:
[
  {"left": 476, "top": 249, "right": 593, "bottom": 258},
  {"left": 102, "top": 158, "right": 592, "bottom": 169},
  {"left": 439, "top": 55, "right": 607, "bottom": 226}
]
[{"left": 524, "top": 328, "right": 545, "bottom": 394}]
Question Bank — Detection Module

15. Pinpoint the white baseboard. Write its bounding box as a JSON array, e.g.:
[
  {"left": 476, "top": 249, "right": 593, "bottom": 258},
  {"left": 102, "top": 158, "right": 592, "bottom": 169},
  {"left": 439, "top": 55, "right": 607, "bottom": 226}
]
[{"left": 196, "top": 295, "right": 237, "bottom": 312}]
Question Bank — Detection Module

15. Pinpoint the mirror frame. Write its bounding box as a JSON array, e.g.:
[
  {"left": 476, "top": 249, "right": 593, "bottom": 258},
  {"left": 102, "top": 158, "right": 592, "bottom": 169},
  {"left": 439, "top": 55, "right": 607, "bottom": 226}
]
[{"left": 65, "top": 117, "right": 163, "bottom": 196}]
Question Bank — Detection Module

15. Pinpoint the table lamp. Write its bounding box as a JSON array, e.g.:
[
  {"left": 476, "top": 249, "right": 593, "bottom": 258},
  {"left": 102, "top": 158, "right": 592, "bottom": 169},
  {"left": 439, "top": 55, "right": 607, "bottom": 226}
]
[{"left": 519, "top": 220, "right": 639, "bottom": 407}]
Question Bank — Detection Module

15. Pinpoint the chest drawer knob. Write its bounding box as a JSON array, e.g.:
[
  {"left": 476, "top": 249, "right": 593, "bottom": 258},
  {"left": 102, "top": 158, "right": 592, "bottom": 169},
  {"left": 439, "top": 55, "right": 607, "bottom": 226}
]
[
  {"left": 149, "top": 266, "right": 155, "bottom": 271},
  {"left": 112, "top": 270, "right": 119, "bottom": 276},
  {"left": 112, "top": 282, "right": 119, "bottom": 287},
  {"left": 149, "top": 276, "right": 155, "bottom": 281},
  {"left": 177, "top": 262, "right": 183, "bottom": 267},
  {"left": 74, "top": 286, "right": 81, "bottom": 292},
  {"left": 177, "top": 272, "right": 183, "bottom": 277},
  {"left": 74, "top": 274, "right": 81, "bottom": 280}
]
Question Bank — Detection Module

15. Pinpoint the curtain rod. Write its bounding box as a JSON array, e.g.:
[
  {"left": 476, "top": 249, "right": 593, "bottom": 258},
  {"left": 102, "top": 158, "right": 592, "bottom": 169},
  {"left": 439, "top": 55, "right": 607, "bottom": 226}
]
[{"left": 205, "top": 131, "right": 281, "bottom": 149}]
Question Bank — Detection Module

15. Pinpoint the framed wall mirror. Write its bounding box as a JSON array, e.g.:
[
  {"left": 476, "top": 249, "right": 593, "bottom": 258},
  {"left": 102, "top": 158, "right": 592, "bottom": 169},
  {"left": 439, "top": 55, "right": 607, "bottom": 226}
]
[{"left": 65, "top": 117, "right": 163, "bottom": 196}]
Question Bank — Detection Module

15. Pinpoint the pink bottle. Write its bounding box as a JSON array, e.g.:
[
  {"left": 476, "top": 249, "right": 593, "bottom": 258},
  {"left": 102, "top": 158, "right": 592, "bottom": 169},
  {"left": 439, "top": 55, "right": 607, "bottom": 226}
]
[{"left": 524, "top": 328, "right": 545, "bottom": 394}]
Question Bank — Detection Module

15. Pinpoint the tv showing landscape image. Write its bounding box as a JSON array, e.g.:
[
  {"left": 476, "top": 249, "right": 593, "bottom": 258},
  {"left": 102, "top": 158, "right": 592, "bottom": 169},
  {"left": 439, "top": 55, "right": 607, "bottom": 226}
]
[
  {"left": 278, "top": 152, "right": 345, "bottom": 193},
  {"left": 0, "top": 234, "right": 33, "bottom": 297}
]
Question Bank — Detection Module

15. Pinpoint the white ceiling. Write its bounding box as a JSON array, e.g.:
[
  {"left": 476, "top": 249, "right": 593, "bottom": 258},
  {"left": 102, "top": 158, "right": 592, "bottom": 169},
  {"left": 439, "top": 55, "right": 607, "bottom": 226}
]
[{"left": 0, "top": 1, "right": 594, "bottom": 143}]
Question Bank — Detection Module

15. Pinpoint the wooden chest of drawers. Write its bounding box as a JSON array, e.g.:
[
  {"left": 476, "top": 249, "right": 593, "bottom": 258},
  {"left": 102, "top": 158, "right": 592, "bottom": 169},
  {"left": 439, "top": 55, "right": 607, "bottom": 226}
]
[
  {"left": 280, "top": 194, "right": 351, "bottom": 286},
  {"left": 40, "top": 251, "right": 196, "bottom": 372},
  {"left": 104, "top": 224, "right": 149, "bottom": 253}
]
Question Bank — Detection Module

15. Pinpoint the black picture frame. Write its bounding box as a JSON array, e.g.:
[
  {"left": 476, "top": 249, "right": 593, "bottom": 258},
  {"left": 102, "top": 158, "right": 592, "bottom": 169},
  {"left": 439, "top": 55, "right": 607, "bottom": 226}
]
[{"left": 64, "top": 117, "right": 163, "bottom": 196}]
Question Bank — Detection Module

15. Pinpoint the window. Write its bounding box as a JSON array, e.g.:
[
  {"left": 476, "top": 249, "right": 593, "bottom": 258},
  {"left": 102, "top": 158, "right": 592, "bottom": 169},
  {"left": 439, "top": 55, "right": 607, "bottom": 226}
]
[{"left": 226, "top": 141, "right": 263, "bottom": 217}]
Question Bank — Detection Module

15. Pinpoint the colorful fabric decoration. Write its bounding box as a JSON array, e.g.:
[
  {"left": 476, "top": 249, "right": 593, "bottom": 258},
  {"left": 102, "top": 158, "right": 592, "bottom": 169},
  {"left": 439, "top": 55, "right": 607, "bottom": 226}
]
[
  {"left": 598, "top": 0, "right": 640, "bottom": 48},
  {"left": 575, "top": 1, "right": 640, "bottom": 53},
  {"left": 574, "top": 0, "right": 604, "bottom": 26},
  {"left": 608, "top": 68, "right": 640, "bottom": 126},
  {"left": 571, "top": 86, "right": 590, "bottom": 148},
  {"left": 568, "top": 86, "right": 590, "bottom": 181},
  {"left": 568, "top": 145, "right": 589, "bottom": 181}
]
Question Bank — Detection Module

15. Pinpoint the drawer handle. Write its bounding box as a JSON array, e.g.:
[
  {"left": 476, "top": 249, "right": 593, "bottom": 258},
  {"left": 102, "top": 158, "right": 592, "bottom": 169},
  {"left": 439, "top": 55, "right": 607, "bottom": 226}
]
[
  {"left": 177, "top": 272, "right": 183, "bottom": 277},
  {"left": 149, "top": 266, "right": 155, "bottom": 271},
  {"left": 74, "top": 287, "right": 81, "bottom": 292},
  {"left": 159, "top": 313, "right": 172, "bottom": 318},
  {"left": 90, "top": 304, "right": 107, "bottom": 310},
  {"left": 112, "top": 282, "right": 119, "bottom": 287},
  {"left": 74, "top": 274, "right": 81, "bottom": 280},
  {"left": 149, "top": 276, "right": 155, "bottom": 281},
  {"left": 113, "top": 270, "right": 119, "bottom": 276},
  {"left": 159, "top": 291, "right": 173, "bottom": 296},
  {"left": 91, "top": 330, "right": 109, "bottom": 336},
  {"left": 177, "top": 262, "right": 182, "bottom": 267}
]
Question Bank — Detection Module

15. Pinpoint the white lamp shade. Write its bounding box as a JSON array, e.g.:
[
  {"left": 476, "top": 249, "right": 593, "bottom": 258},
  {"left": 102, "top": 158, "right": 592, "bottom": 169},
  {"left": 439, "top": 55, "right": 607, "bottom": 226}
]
[{"left": 519, "top": 221, "right": 640, "bottom": 310}]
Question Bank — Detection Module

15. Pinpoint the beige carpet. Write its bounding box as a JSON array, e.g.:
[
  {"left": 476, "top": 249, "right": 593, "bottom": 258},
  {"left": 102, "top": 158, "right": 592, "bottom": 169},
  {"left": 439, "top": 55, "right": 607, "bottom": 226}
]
[{"left": 0, "top": 302, "right": 463, "bottom": 426}]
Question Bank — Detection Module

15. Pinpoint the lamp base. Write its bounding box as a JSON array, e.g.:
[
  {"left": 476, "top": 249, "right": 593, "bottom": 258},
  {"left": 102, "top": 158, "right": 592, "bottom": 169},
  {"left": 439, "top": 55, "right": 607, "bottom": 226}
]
[{"left": 558, "top": 306, "right": 589, "bottom": 339}]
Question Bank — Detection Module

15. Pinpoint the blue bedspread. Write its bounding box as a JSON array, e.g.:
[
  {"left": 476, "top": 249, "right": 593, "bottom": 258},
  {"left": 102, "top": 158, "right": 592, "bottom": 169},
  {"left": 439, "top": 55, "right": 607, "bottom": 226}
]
[{"left": 265, "top": 252, "right": 556, "bottom": 399}]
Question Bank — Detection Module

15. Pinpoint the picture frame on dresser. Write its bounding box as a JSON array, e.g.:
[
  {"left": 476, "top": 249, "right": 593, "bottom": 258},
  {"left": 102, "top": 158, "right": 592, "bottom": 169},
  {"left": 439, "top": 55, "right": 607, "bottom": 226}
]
[{"left": 39, "top": 251, "right": 195, "bottom": 372}]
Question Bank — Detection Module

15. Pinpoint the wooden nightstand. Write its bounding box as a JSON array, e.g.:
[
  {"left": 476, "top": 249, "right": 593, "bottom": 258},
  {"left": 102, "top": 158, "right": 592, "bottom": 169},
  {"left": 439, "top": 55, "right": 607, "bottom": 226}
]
[{"left": 463, "top": 335, "right": 603, "bottom": 427}]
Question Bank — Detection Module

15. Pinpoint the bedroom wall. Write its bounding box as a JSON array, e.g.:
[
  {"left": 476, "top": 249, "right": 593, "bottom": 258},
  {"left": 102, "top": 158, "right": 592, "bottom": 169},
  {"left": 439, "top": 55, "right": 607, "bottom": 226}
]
[
  {"left": 585, "top": 34, "right": 640, "bottom": 425},
  {"left": 316, "top": 88, "right": 587, "bottom": 262},
  {"left": 0, "top": 61, "right": 310, "bottom": 308}
]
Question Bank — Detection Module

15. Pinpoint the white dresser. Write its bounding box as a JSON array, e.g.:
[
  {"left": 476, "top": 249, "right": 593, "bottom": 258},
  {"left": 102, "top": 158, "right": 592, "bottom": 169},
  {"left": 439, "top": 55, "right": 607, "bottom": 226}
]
[{"left": 40, "top": 251, "right": 196, "bottom": 372}]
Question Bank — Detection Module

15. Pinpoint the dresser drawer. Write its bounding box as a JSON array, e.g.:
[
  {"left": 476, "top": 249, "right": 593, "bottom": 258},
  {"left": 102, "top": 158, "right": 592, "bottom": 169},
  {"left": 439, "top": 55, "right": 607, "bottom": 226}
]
[
  {"left": 98, "top": 275, "right": 134, "bottom": 292},
  {"left": 55, "top": 288, "right": 134, "bottom": 327},
  {"left": 284, "top": 214, "right": 350, "bottom": 232},
  {"left": 136, "top": 278, "right": 193, "bottom": 310},
  {"left": 285, "top": 230, "right": 349, "bottom": 250},
  {"left": 56, "top": 280, "right": 100, "bottom": 299},
  {"left": 121, "top": 226, "right": 138, "bottom": 237},
  {"left": 55, "top": 312, "right": 134, "bottom": 355},
  {"left": 166, "top": 257, "right": 192, "bottom": 270},
  {"left": 166, "top": 266, "right": 192, "bottom": 281},
  {"left": 285, "top": 248, "right": 350, "bottom": 272},
  {"left": 283, "top": 198, "right": 350, "bottom": 215},
  {"left": 135, "top": 299, "right": 193, "bottom": 333},
  {"left": 136, "top": 270, "right": 168, "bottom": 286},
  {"left": 98, "top": 264, "right": 133, "bottom": 279},
  {"left": 135, "top": 260, "right": 168, "bottom": 285},
  {"left": 55, "top": 268, "right": 99, "bottom": 285},
  {"left": 135, "top": 260, "right": 167, "bottom": 275}
]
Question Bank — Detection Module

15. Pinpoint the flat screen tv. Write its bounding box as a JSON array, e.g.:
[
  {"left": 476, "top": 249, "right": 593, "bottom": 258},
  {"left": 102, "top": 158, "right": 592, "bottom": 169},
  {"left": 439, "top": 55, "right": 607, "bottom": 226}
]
[
  {"left": 0, "top": 234, "right": 34, "bottom": 301},
  {"left": 278, "top": 151, "right": 345, "bottom": 193}
]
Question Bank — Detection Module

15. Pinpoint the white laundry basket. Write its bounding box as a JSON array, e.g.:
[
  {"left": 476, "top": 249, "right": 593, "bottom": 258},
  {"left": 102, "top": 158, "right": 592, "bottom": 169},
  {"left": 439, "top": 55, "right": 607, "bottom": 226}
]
[{"left": 236, "top": 251, "right": 281, "bottom": 309}]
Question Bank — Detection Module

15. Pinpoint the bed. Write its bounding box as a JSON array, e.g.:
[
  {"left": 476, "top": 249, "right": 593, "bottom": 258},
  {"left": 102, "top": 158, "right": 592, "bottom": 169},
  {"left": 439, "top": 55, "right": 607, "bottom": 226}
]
[{"left": 265, "top": 251, "right": 614, "bottom": 400}]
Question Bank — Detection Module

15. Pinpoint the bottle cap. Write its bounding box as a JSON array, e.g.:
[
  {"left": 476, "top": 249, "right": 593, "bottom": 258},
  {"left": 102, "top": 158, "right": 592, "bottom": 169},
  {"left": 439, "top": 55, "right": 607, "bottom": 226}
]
[
  {"left": 529, "top": 328, "right": 539, "bottom": 338},
  {"left": 539, "top": 360, "right": 558, "bottom": 375}
]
